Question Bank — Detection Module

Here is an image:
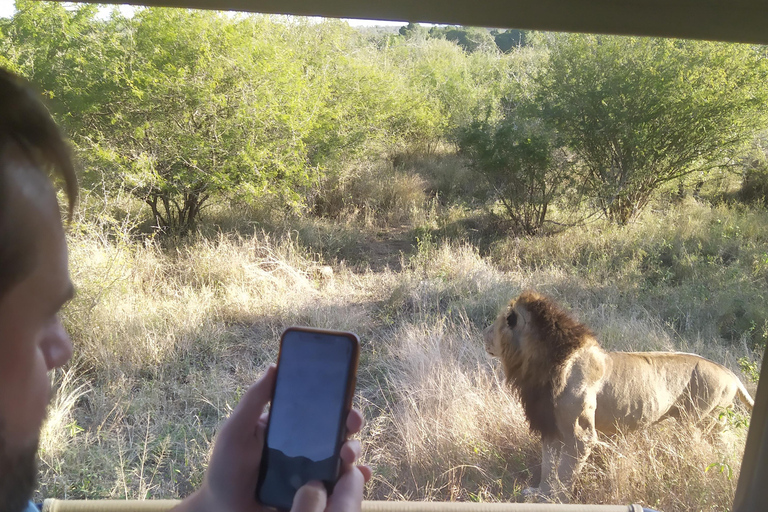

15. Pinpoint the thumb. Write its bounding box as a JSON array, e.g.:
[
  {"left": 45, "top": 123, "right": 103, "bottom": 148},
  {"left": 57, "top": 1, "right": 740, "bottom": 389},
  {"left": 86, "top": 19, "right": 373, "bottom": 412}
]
[
  {"left": 291, "top": 481, "right": 327, "bottom": 512},
  {"left": 225, "top": 365, "right": 276, "bottom": 438}
]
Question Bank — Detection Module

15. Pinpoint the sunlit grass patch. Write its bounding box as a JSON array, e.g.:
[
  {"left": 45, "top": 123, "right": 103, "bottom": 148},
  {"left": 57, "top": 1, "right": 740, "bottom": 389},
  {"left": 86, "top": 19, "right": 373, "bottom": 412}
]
[{"left": 41, "top": 193, "right": 763, "bottom": 510}]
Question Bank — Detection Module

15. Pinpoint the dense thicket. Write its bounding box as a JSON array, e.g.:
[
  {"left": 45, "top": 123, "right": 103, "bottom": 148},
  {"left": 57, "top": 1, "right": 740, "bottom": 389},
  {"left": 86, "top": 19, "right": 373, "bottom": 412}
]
[
  {"left": 2, "top": 1, "right": 767, "bottom": 233},
  {"left": 1, "top": 1, "right": 515, "bottom": 231},
  {"left": 458, "top": 35, "right": 768, "bottom": 229},
  {"left": 537, "top": 34, "right": 768, "bottom": 224}
]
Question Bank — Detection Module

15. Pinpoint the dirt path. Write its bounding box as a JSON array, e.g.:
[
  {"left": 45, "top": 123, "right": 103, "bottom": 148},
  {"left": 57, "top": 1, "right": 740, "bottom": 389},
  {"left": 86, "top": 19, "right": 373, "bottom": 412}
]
[{"left": 358, "top": 226, "right": 416, "bottom": 272}]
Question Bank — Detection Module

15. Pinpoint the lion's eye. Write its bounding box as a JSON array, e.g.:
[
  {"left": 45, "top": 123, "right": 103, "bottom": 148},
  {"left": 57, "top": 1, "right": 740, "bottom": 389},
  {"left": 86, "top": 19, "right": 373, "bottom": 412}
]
[{"left": 506, "top": 310, "right": 517, "bottom": 329}]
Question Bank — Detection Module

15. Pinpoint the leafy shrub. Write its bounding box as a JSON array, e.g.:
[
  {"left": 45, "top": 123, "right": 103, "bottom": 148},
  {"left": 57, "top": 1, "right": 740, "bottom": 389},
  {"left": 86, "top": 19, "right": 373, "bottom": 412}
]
[
  {"left": 537, "top": 34, "right": 768, "bottom": 224},
  {"left": 459, "top": 119, "right": 570, "bottom": 235},
  {"left": 739, "top": 137, "right": 768, "bottom": 205}
]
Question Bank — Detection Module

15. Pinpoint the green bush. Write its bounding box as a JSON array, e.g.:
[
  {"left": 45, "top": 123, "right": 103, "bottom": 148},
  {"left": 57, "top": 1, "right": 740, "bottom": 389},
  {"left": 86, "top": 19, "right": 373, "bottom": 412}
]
[
  {"left": 458, "top": 118, "right": 570, "bottom": 235},
  {"left": 739, "top": 138, "right": 768, "bottom": 205},
  {"left": 536, "top": 34, "right": 768, "bottom": 224}
]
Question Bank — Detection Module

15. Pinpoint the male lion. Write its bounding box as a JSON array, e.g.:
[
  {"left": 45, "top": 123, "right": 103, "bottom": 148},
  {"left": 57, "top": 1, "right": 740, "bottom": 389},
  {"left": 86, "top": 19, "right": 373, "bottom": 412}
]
[{"left": 484, "top": 290, "right": 754, "bottom": 501}]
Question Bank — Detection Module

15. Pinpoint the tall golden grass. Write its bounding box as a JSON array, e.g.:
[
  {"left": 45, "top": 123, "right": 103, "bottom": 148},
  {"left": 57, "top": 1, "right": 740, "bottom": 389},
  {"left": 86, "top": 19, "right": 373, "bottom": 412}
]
[{"left": 39, "top": 172, "right": 763, "bottom": 511}]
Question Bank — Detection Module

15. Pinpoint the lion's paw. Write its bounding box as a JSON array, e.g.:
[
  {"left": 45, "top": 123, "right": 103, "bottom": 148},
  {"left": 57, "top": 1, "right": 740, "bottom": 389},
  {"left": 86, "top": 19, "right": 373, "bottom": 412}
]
[
  {"left": 522, "top": 487, "right": 545, "bottom": 501},
  {"left": 522, "top": 487, "right": 564, "bottom": 503}
]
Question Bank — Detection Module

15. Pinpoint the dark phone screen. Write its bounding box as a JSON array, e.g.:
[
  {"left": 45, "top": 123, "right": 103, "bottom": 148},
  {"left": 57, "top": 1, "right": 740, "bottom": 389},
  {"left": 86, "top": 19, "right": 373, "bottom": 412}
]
[{"left": 257, "top": 330, "right": 356, "bottom": 510}]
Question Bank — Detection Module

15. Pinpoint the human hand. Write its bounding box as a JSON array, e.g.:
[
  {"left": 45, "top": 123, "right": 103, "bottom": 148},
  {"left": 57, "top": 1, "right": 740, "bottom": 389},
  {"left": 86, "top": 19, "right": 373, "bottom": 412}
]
[
  {"left": 174, "top": 365, "right": 371, "bottom": 512},
  {"left": 289, "top": 422, "right": 373, "bottom": 512}
]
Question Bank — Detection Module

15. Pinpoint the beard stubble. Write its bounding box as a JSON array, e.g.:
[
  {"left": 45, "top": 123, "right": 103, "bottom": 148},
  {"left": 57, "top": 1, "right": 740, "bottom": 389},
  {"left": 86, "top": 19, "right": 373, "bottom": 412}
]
[{"left": 0, "top": 418, "right": 39, "bottom": 512}]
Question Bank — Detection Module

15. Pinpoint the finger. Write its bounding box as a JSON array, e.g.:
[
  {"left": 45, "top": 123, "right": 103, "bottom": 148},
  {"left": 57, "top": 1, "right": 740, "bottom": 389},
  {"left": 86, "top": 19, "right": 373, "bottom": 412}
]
[
  {"left": 340, "top": 439, "right": 361, "bottom": 466},
  {"left": 254, "top": 412, "right": 269, "bottom": 445},
  {"left": 227, "top": 365, "right": 277, "bottom": 436},
  {"left": 346, "top": 409, "right": 364, "bottom": 435},
  {"left": 257, "top": 411, "right": 269, "bottom": 427},
  {"left": 291, "top": 481, "right": 327, "bottom": 512},
  {"left": 357, "top": 465, "right": 373, "bottom": 483},
  {"left": 327, "top": 466, "right": 365, "bottom": 512}
]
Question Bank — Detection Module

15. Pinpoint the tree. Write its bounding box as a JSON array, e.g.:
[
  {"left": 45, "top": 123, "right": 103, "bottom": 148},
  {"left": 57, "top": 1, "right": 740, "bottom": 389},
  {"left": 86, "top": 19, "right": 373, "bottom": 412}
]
[
  {"left": 66, "top": 10, "right": 329, "bottom": 232},
  {"left": 459, "top": 117, "right": 570, "bottom": 235},
  {"left": 399, "top": 22, "right": 428, "bottom": 39},
  {"left": 2, "top": 3, "right": 535, "bottom": 233},
  {"left": 0, "top": 0, "right": 103, "bottom": 112},
  {"left": 491, "top": 29, "right": 527, "bottom": 52},
  {"left": 2, "top": 5, "right": 271, "bottom": 232},
  {"left": 537, "top": 34, "right": 768, "bottom": 224},
  {"left": 428, "top": 26, "right": 496, "bottom": 53},
  {"left": 387, "top": 36, "right": 519, "bottom": 151},
  {"left": 79, "top": 9, "right": 294, "bottom": 232}
]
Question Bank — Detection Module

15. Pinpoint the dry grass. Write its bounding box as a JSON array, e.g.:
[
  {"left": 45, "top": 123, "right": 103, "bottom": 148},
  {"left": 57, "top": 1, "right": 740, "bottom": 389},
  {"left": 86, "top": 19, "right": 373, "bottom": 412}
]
[
  {"left": 311, "top": 159, "right": 430, "bottom": 227},
  {"left": 36, "top": 188, "right": 763, "bottom": 511},
  {"left": 576, "top": 421, "right": 747, "bottom": 511}
]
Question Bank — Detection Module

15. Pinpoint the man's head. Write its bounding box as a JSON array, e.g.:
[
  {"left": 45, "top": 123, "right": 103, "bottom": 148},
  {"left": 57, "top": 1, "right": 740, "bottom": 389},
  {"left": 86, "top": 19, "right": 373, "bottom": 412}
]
[{"left": 0, "top": 68, "right": 78, "bottom": 511}]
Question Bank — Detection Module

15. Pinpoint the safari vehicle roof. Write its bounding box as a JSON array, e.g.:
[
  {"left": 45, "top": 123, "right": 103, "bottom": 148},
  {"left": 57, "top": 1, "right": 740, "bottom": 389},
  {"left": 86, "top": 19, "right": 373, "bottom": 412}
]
[
  {"left": 71, "top": 0, "right": 768, "bottom": 44},
  {"left": 47, "top": 0, "right": 768, "bottom": 510}
]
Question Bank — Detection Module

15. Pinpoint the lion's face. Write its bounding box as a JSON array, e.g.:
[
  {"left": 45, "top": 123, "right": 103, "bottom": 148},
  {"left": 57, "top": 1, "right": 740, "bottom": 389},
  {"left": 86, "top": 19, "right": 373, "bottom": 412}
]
[
  {"left": 484, "top": 299, "right": 527, "bottom": 360},
  {"left": 483, "top": 322, "right": 501, "bottom": 356}
]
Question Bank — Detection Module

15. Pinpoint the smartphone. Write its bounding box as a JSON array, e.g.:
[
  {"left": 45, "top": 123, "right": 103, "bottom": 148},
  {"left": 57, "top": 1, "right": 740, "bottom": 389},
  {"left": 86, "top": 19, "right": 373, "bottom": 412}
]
[{"left": 256, "top": 326, "right": 361, "bottom": 510}]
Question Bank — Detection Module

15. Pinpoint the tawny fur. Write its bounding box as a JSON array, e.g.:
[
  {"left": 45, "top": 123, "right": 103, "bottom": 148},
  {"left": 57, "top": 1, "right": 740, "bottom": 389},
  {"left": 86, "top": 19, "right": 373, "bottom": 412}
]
[{"left": 483, "top": 290, "right": 754, "bottom": 502}]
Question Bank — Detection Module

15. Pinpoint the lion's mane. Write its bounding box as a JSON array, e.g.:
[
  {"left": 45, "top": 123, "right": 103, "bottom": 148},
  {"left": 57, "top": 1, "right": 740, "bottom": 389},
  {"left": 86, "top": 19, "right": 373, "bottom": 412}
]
[{"left": 498, "top": 291, "right": 595, "bottom": 439}]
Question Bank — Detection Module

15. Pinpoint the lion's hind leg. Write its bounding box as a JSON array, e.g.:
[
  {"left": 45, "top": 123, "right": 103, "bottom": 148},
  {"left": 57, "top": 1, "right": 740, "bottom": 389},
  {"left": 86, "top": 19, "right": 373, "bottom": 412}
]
[{"left": 672, "top": 377, "right": 738, "bottom": 429}]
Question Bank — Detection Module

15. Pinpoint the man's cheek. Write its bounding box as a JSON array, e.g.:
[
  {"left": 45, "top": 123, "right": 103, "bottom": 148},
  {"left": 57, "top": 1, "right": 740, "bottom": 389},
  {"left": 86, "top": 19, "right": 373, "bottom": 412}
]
[{"left": 0, "top": 354, "right": 51, "bottom": 447}]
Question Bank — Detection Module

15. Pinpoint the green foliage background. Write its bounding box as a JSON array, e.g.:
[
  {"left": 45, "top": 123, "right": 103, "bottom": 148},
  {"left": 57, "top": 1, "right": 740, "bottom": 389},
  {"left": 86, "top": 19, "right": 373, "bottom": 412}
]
[
  {"left": 1, "top": 2, "right": 518, "bottom": 231},
  {"left": 1, "top": 1, "right": 766, "bottom": 234},
  {"left": 537, "top": 34, "right": 768, "bottom": 224}
]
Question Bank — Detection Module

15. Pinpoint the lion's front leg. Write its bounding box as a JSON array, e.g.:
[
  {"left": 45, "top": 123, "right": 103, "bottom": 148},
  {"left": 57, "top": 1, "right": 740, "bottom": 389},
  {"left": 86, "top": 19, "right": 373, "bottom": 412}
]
[
  {"left": 539, "top": 436, "right": 563, "bottom": 495},
  {"left": 523, "top": 436, "right": 562, "bottom": 501},
  {"left": 556, "top": 396, "right": 598, "bottom": 497}
]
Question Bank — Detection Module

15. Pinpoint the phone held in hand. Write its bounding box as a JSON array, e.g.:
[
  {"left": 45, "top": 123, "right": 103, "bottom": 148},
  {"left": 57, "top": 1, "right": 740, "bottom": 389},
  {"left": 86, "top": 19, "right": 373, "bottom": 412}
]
[{"left": 256, "top": 326, "right": 361, "bottom": 510}]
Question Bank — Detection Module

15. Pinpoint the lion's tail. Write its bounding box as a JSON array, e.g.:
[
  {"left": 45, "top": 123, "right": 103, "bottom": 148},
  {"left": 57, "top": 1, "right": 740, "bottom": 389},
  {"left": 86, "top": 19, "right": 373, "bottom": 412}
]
[{"left": 735, "top": 378, "right": 755, "bottom": 411}]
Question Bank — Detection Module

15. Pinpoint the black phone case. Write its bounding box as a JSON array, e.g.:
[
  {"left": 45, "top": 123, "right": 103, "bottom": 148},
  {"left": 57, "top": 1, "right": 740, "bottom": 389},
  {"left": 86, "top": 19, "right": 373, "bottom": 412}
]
[{"left": 256, "top": 326, "right": 360, "bottom": 510}]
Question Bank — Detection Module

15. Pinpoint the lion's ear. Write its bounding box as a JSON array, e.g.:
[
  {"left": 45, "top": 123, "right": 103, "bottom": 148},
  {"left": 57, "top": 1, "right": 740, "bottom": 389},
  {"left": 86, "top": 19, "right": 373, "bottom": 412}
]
[{"left": 506, "top": 309, "right": 518, "bottom": 329}]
